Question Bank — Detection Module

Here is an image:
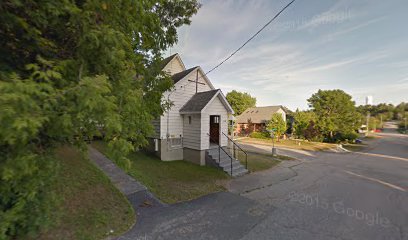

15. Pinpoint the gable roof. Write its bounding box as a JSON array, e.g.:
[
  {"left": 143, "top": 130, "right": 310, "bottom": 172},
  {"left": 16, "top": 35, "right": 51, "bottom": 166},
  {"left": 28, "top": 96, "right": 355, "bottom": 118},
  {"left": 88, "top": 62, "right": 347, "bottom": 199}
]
[
  {"left": 180, "top": 89, "right": 234, "bottom": 114},
  {"left": 235, "top": 106, "right": 283, "bottom": 124},
  {"left": 160, "top": 53, "right": 186, "bottom": 71},
  {"left": 160, "top": 53, "right": 177, "bottom": 69},
  {"left": 171, "top": 66, "right": 198, "bottom": 84},
  {"left": 161, "top": 53, "right": 215, "bottom": 89}
]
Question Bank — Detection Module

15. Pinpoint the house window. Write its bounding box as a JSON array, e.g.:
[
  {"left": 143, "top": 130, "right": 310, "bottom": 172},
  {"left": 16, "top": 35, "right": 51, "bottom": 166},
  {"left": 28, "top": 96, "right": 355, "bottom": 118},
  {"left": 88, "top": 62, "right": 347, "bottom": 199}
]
[
  {"left": 188, "top": 116, "right": 192, "bottom": 124},
  {"left": 170, "top": 137, "right": 182, "bottom": 147},
  {"left": 214, "top": 116, "right": 219, "bottom": 123}
]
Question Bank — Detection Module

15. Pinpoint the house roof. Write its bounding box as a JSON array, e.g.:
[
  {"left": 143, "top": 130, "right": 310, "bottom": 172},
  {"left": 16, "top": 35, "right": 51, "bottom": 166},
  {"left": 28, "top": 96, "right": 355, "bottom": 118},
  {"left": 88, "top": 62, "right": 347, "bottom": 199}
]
[
  {"left": 235, "top": 106, "right": 283, "bottom": 124},
  {"left": 160, "top": 53, "right": 178, "bottom": 69},
  {"left": 171, "top": 66, "right": 198, "bottom": 84},
  {"left": 179, "top": 89, "right": 234, "bottom": 114}
]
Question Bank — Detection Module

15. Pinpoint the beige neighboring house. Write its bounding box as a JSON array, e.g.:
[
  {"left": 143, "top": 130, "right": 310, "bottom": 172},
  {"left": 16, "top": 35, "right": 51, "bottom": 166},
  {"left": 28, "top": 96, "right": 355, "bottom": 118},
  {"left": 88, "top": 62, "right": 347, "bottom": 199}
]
[
  {"left": 235, "top": 106, "right": 286, "bottom": 135},
  {"left": 146, "top": 53, "right": 248, "bottom": 176}
]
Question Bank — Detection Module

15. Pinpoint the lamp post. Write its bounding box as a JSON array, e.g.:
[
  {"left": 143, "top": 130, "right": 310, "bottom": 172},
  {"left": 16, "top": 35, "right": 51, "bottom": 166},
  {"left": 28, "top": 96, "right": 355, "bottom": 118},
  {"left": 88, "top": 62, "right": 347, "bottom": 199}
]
[{"left": 268, "top": 129, "right": 277, "bottom": 156}]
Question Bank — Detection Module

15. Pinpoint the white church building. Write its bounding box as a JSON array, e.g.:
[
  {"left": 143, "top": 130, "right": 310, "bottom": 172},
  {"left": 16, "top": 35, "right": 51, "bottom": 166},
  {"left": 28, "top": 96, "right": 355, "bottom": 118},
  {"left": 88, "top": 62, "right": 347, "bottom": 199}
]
[{"left": 147, "top": 53, "right": 248, "bottom": 176}]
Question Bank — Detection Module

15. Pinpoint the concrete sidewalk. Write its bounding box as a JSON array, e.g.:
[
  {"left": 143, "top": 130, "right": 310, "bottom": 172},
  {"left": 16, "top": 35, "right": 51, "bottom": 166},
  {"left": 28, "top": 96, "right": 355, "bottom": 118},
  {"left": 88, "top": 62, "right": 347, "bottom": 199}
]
[
  {"left": 89, "top": 147, "right": 147, "bottom": 195},
  {"left": 88, "top": 147, "right": 165, "bottom": 221}
]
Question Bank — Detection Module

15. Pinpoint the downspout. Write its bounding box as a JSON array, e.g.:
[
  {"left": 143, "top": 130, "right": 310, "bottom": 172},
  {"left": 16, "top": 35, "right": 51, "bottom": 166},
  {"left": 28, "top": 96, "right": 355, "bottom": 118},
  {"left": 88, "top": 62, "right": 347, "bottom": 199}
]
[{"left": 166, "top": 91, "right": 173, "bottom": 151}]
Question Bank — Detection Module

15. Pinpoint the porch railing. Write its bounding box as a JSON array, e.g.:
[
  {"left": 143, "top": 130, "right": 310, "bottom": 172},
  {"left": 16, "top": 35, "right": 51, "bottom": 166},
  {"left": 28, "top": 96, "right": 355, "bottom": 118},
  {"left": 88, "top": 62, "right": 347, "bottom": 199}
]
[
  {"left": 222, "top": 132, "right": 248, "bottom": 170},
  {"left": 207, "top": 133, "right": 234, "bottom": 175}
]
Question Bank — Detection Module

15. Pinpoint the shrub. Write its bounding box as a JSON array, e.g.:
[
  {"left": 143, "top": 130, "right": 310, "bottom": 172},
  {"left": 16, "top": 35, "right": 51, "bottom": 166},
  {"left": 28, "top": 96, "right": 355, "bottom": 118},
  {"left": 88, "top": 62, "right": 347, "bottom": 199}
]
[
  {"left": 0, "top": 151, "right": 58, "bottom": 239},
  {"left": 334, "top": 131, "right": 359, "bottom": 143},
  {"left": 303, "top": 120, "right": 322, "bottom": 141},
  {"left": 249, "top": 131, "right": 270, "bottom": 139}
]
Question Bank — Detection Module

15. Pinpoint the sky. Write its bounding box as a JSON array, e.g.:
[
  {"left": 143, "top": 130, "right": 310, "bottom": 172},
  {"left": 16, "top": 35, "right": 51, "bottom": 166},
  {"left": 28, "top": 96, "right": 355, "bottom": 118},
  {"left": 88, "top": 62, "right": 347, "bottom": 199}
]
[{"left": 167, "top": 0, "right": 408, "bottom": 110}]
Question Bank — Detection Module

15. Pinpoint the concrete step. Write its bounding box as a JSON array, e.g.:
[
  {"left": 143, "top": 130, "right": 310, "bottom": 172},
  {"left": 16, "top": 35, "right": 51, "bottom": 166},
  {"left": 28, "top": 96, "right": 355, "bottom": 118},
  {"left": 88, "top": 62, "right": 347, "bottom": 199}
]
[
  {"left": 207, "top": 150, "right": 231, "bottom": 158},
  {"left": 232, "top": 168, "right": 249, "bottom": 177},
  {"left": 206, "top": 148, "right": 248, "bottom": 177},
  {"left": 221, "top": 162, "right": 243, "bottom": 171},
  {"left": 218, "top": 160, "right": 241, "bottom": 168}
]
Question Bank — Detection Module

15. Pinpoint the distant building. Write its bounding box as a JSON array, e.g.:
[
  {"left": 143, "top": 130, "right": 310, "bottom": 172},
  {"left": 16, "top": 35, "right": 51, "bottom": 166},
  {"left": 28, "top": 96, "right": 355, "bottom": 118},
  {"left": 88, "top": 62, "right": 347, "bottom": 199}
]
[
  {"left": 235, "top": 106, "right": 286, "bottom": 135},
  {"left": 365, "top": 96, "right": 373, "bottom": 105}
]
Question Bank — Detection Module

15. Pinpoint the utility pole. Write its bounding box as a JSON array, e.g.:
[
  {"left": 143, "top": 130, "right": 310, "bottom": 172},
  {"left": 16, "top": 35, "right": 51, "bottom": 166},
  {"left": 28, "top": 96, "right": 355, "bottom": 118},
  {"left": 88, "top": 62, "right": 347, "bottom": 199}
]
[
  {"left": 365, "top": 96, "right": 372, "bottom": 136},
  {"left": 365, "top": 112, "right": 370, "bottom": 136}
]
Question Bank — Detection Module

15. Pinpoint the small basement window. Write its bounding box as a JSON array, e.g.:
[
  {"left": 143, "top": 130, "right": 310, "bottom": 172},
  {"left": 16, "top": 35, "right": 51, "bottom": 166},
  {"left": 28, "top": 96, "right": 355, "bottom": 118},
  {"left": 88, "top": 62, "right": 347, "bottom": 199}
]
[{"left": 188, "top": 116, "right": 192, "bottom": 124}]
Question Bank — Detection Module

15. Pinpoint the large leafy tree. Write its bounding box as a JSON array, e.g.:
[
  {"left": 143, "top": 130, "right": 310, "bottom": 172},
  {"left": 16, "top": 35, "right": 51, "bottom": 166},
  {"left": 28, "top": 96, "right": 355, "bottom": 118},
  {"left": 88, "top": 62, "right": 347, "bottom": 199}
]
[
  {"left": 307, "top": 89, "right": 360, "bottom": 141},
  {"left": 266, "top": 113, "right": 286, "bottom": 142},
  {"left": 226, "top": 90, "right": 256, "bottom": 116},
  {"left": 0, "top": 0, "right": 199, "bottom": 238}
]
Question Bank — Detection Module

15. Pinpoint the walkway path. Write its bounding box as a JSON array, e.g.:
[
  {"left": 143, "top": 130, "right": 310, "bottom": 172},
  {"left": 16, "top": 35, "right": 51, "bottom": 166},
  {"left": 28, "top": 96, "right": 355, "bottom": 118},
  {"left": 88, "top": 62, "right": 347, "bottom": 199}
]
[
  {"left": 89, "top": 147, "right": 147, "bottom": 195},
  {"left": 88, "top": 147, "right": 165, "bottom": 233}
]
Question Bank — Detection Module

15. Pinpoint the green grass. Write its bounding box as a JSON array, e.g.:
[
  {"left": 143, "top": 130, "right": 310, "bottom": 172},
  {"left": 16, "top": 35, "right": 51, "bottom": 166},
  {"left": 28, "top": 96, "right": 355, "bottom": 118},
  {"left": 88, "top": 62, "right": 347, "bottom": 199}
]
[
  {"left": 91, "top": 141, "right": 229, "bottom": 204},
  {"left": 35, "top": 146, "right": 134, "bottom": 240},
  {"left": 236, "top": 150, "right": 293, "bottom": 172},
  {"left": 238, "top": 138, "right": 337, "bottom": 151},
  {"left": 342, "top": 144, "right": 366, "bottom": 152}
]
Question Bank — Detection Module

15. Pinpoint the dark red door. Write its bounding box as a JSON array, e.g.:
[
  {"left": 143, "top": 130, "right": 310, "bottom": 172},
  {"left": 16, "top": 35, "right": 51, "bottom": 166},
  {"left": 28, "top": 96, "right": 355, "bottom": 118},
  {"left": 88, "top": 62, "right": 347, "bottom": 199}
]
[{"left": 210, "top": 115, "right": 220, "bottom": 144}]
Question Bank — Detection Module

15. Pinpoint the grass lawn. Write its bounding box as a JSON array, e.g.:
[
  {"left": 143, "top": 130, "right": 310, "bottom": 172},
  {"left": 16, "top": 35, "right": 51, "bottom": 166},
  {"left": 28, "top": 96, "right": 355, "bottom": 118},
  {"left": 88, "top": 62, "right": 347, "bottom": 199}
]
[
  {"left": 342, "top": 143, "right": 366, "bottom": 152},
  {"left": 237, "top": 137, "right": 337, "bottom": 151},
  {"left": 36, "top": 146, "right": 134, "bottom": 240},
  {"left": 91, "top": 141, "right": 229, "bottom": 204},
  {"left": 237, "top": 150, "right": 293, "bottom": 172}
]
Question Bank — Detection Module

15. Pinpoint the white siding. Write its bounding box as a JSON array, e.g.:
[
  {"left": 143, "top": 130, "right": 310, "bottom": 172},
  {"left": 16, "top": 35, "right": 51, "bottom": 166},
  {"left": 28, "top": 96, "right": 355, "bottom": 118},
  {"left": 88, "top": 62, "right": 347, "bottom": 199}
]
[
  {"left": 163, "top": 56, "right": 185, "bottom": 75},
  {"left": 201, "top": 96, "right": 229, "bottom": 149},
  {"left": 277, "top": 108, "right": 286, "bottom": 122},
  {"left": 183, "top": 114, "right": 201, "bottom": 149},
  {"left": 160, "top": 69, "right": 213, "bottom": 139}
]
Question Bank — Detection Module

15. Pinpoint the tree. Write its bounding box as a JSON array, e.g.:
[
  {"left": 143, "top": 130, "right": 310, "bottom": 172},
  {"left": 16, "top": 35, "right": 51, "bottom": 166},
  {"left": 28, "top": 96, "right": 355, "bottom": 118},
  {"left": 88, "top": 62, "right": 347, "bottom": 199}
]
[
  {"left": 394, "top": 102, "right": 408, "bottom": 120},
  {"left": 293, "top": 110, "right": 316, "bottom": 139},
  {"left": 266, "top": 113, "right": 286, "bottom": 142},
  {"left": 303, "top": 120, "right": 321, "bottom": 141},
  {"left": 0, "top": 0, "right": 200, "bottom": 238},
  {"left": 307, "top": 89, "right": 360, "bottom": 142},
  {"left": 226, "top": 90, "right": 256, "bottom": 116}
]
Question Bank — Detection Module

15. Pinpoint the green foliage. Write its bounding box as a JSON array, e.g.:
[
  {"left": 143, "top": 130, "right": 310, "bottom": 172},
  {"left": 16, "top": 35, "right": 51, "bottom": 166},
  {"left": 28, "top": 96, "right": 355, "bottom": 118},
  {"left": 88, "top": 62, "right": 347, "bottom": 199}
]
[
  {"left": 308, "top": 89, "right": 360, "bottom": 142},
  {"left": 249, "top": 131, "right": 270, "bottom": 139},
  {"left": 292, "top": 110, "right": 316, "bottom": 139},
  {"left": 303, "top": 120, "right": 322, "bottom": 142},
  {"left": 356, "top": 102, "right": 407, "bottom": 127},
  {"left": 334, "top": 131, "right": 359, "bottom": 143},
  {"left": 0, "top": 0, "right": 199, "bottom": 238},
  {"left": 266, "top": 113, "right": 286, "bottom": 141},
  {"left": 226, "top": 90, "right": 256, "bottom": 116}
]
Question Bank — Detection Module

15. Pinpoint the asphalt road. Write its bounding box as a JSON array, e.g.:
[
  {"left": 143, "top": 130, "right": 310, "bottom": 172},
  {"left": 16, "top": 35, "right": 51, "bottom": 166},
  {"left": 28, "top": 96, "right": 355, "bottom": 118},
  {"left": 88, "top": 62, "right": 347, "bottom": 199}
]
[
  {"left": 231, "top": 122, "right": 408, "bottom": 240},
  {"left": 119, "top": 122, "right": 407, "bottom": 240}
]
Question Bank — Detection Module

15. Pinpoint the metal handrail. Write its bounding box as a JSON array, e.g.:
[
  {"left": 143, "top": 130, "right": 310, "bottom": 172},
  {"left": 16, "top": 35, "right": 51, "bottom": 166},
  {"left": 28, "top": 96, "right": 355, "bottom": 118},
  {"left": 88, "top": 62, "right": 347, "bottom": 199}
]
[
  {"left": 222, "top": 132, "right": 248, "bottom": 170},
  {"left": 207, "top": 133, "right": 233, "bottom": 175}
]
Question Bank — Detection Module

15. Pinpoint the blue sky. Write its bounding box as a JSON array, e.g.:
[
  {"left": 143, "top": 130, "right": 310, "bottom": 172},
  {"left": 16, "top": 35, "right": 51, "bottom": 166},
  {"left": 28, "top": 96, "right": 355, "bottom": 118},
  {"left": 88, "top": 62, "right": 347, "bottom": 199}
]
[{"left": 168, "top": 0, "right": 408, "bottom": 110}]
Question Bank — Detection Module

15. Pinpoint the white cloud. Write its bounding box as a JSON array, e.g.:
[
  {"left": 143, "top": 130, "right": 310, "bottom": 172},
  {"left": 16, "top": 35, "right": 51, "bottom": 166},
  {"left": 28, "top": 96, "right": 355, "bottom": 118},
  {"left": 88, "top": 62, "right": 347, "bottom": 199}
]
[
  {"left": 323, "top": 16, "right": 386, "bottom": 42},
  {"left": 169, "top": 0, "right": 408, "bottom": 110}
]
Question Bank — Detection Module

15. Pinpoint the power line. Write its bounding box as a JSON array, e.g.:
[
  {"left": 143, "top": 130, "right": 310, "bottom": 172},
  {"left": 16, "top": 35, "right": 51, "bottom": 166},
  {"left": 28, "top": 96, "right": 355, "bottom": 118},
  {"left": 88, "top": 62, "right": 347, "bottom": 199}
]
[
  {"left": 204, "top": 0, "right": 296, "bottom": 76},
  {"left": 178, "top": 0, "right": 296, "bottom": 91}
]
